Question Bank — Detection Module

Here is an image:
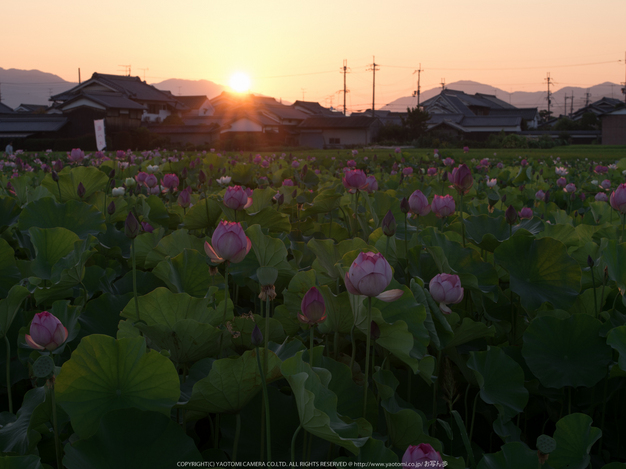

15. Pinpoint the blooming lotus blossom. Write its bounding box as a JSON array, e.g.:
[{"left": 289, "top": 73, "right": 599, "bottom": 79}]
[
  {"left": 347, "top": 159, "right": 357, "bottom": 167},
  {"left": 431, "top": 194, "right": 455, "bottom": 218},
  {"left": 298, "top": 287, "right": 327, "bottom": 325},
  {"left": 162, "top": 174, "right": 179, "bottom": 191},
  {"left": 535, "top": 190, "right": 546, "bottom": 200},
  {"left": 68, "top": 148, "right": 85, "bottom": 163},
  {"left": 402, "top": 444, "right": 443, "bottom": 469},
  {"left": 427, "top": 167, "right": 437, "bottom": 176},
  {"left": 111, "top": 187, "right": 125, "bottom": 196},
  {"left": 402, "top": 167, "right": 413, "bottom": 176},
  {"left": 556, "top": 177, "right": 567, "bottom": 188},
  {"left": 463, "top": 146, "right": 469, "bottom": 153},
  {"left": 610, "top": 184, "right": 626, "bottom": 214},
  {"left": 344, "top": 252, "right": 403, "bottom": 301},
  {"left": 601, "top": 179, "right": 611, "bottom": 190},
  {"left": 564, "top": 183, "right": 576, "bottom": 193},
  {"left": 204, "top": 221, "right": 251, "bottom": 264},
  {"left": 342, "top": 169, "right": 367, "bottom": 193},
  {"left": 486, "top": 178, "right": 497, "bottom": 188},
  {"left": 595, "top": 165, "right": 609, "bottom": 174},
  {"left": 216, "top": 176, "right": 232, "bottom": 185},
  {"left": 223, "top": 185, "right": 253, "bottom": 210},
  {"left": 408, "top": 190, "right": 431, "bottom": 216},
  {"left": 135, "top": 172, "right": 148, "bottom": 185},
  {"left": 555, "top": 167, "right": 568, "bottom": 176},
  {"left": 443, "top": 157, "right": 454, "bottom": 167},
  {"left": 448, "top": 164, "right": 473, "bottom": 194},
  {"left": 595, "top": 192, "right": 608, "bottom": 202},
  {"left": 25, "top": 311, "right": 68, "bottom": 351},
  {"left": 429, "top": 273, "right": 464, "bottom": 314},
  {"left": 363, "top": 175, "right": 378, "bottom": 193},
  {"left": 282, "top": 179, "right": 294, "bottom": 187},
  {"left": 519, "top": 207, "right": 533, "bottom": 219}
]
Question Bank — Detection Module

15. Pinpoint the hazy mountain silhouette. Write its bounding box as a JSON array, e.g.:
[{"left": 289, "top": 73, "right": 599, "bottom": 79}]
[
  {"left": 382, "top": 80, "right": 625, "bottom": 114},
  {"left": 151, "top": 78, "right": 228, "bottom": 99},
  {"left": 0, "top": 68, "right": 76, "bottom": 108}
]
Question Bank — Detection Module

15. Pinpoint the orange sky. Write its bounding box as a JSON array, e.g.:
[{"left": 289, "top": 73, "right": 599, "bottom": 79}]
[{"left": 3, "top": 0, "right": 625, "bottom": 111}]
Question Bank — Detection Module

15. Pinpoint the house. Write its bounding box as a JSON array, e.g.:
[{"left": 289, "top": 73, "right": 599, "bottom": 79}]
[
  {"left": 50, "top": 73, "right": 187, "bottom": 130},
  {"left": 14, "top": 104, "right": 49, "bottom": 113},
  {"left": 0, "top": 114, "right": 67, "bottom": 140},
  {"left": 350, "top": 109, "right": 408, "bottom": 127},
  {"left": 601, "top": 108, "right": 626, "bottom": 145},
  {"left": 0, "top": 103, "right": 14, "bottom": 114},
  {"left": 298, "top": 116, "right": 382, "bottom": 148},
  {"left": 570, "top": 97, "right": 624, "bottom": 122},
  {"left": 176, "top": 96, "right": 215, "bottom": 117},
  {"left": 421, "top": 89, "right": 539, "bottom": 135},
  {"left": 291, "top": 101, "right": 342, "bottom": 117}
]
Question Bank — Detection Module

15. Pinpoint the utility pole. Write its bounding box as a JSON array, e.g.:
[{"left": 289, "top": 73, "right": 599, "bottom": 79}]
[
  {"left": 585, "top": 89, "right": 591, "bottom": 107},
  {"left": 78, "top": 68, "right": 81, "bottom": 84},
  {"left": 440, "top": 78, "right": 446, "bottom": 91},
  {"left": 564, "top": 94, "right": 569, "bottom": 117},
  {"left": 412, "top": 63, "right": 423, "bottom": 107},
  {"left": 545, "top": 73, "right": 553, "bottom": 117},
  {"left": 301, "top": 88, "right": 306, "bottom": 101},
  {"left": 340, "top": 60, "right": 351, "bottom": 115},
  {"left": 367, "top": 57, "right": 379, "bottom": 117},
  {"left": 570, "top": 91, "right": 574, "bottom": 115}
]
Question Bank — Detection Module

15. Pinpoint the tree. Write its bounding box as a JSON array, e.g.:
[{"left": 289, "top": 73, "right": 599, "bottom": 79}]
[{"left": 403, "top": 107, "right": 430, "bottom": 139}]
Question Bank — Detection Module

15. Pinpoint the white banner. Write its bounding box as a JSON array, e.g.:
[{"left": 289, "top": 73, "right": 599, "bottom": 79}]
[{"left": 94, "top": 119, "right": 106, "bottom": 151}]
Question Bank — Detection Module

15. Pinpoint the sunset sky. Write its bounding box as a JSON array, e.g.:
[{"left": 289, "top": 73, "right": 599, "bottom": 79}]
[{"left": 4, "top": 0, "right": 625, "bottom": 111}]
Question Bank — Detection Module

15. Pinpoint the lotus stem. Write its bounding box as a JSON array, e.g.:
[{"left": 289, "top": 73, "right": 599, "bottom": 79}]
[
  {"left": 132, "top": 238, "right": 140, "bottom": 323},
  {"left": 432, "top": 349, "right": 442, "bottom": 427},
  {"left": 621, "top": 214, "right": 625, "bottom": 244},
  {"left": 469, "top": 390, "right": 480, "bottom": 443},
  {"left": 309, "top": 327, "right": 315, "bottom": 368},
  {"left": 349, "top": 324, "right": 356, "bottom": 374},
  {"left": 264, "top": 295, "right": 270, "bottom": 377},
  {"left": 56, "top": 180, "right": 62, "bottom": 202},
  {"left": 291, "top": 425, "right": 302, "bottom": 463},
  {"left": 460, "top": 195, "right": 466, "bottom": 248},
  {"left": 232, "top": 413, "right": 241, "bottom": 462},
  {"left": 49, "top": 379, "right": 63, "bottom": 469},
  {"left": 4, "top": 336, "right": 11, "bottom": 414},
  {"left": 591, "top": 266, "right": 598, "bottom": 318},
  {"left": 333, "top": 331, "right": 339, "bottom": 360},
  {"left": 362, "top": 297, "right": 373, "bottom": 419},
  {"left": 255, "top": 347, "right": 272, "bottom": 462}
]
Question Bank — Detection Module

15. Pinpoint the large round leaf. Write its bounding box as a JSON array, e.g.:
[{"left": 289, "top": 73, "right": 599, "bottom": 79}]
[
  {"left": 467, "top": 346, "right": 529, "bottom": 421},
  {"left": 464, "top": 215, "right": 543, "bottom": 252},
  {"left": 18, "top": 197, "right": 106, "bottom": 238},
  {"left": 0, "top": 239, "right": 20, "bottom": 299},
  {"left": 41, "top": 166, "right": 109, "bottom": 202},
  {"left": 607, "top": 325, "right": 626, "bottom": 372},
  {"left": 521, "top": 315, "right": 611, "bottom": 388},
  {"left": 152, "top": 249, "right": 212, "bottom": 297},
  {"left": 549, "top": 413, "right": 602, "bottom": 469},
  {"left": 477, "top": 442, "right": 539, "bottom": 469},
  {"left": 182, "top": 197, "right": 222, "bottom": 231},
  {"left": 494, "top": 236, "right": 581, "bottom": 311},
  {"left": 29, "top": 227, "right": 80, "bottom": 280},
  {"left": 63, "top": 408, "right": 202, "bottom": 468},
  {"left": 55, "top": 335, "right": 180, "bottom": 438}
]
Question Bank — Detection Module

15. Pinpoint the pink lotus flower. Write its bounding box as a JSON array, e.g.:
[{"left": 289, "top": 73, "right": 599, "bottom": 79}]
[
  {"left": 595, "top": 165, "right": 609, "bottom": 174},
  {"left": 298, "top": 287, "right": 327, "bottom": 325},
  {"left": 162, "top": 174, "right": 180, "bottom": 191},
  {"left": 291, "top": 160, "right": 300, "bottom": 168},
  {"left": 595, "top": 192, "right": 608, "bottom": 202},
  {"left": 402, "top": 167, "right": 413, "bottom": 176},
  {"left": 135, "top": 171, "right": 148, "bottom": 185},
  {"left": 401, "top": 443, "right": 443, "bottom": 469},
  {"left": 443, "top": 157, "right": 454, "bottom": 167},
  {"left": 177, "top": 189, "right": 191, "bottom": 208},
  {"left": 342, "top": 169, "right": 367, "bottom": 193},
  {"left": 431, "top": 194, "right": 455, "bottom": 218},
  {"left": 429, "top": 273, "right": 464, "bottom": 314},
  {"left": 364, "top": 175, "right": 378, "bottom": 193},
  {"left": 344, "top": 252, "right": 403, "bottom": 301},
  {"left": 463, "top": 146, "right": 469, "bottom": 153},
  {"left": 427, "top": 167, "right": 437, "bottom": 176},
  {"left": 556, "top": 177, "right": 567, "bottom": 188},
  {"left": 223, "top": 185, "right": 253, "bottom": 210},
  {"left": 282, "top": 179, "right": 294, "bottom": 187},
  {"left": 610, "top": 184, "right": 626, "bottom": 214},
  {"left": 449, "top": 164, "right": 473, "bottom": 195},
  {"left": 145, "top": 174, "right": 158, "bottom": 188},
  {"left": 486, "top": 178, "right": 497, "bottom": 188},
  {"left": 519, "top": 207, "right": 533, "bottom": 219},
  {"left": 535, "top": 190, "right": 546, "bottom": 200},
  {"left": 601, "top": 179, "right": 611, "bottom": 190},
  {"left": 68, "top": 148, "right": 85, "bottom": 163},
  {"left": 25, "top": 312, "right": 68, "bottom": 351},
  {"left": 347, "top": 159, "right": 357, "bottom": 167},
  {"left": 204, "top": 221, "right": 251, "bottom": 264},
  {"left": 408, "top": 190, "right": 431, "bottom": 216},
  {"left": 564, "top": 183, "right": 576, "bottom": 193}
]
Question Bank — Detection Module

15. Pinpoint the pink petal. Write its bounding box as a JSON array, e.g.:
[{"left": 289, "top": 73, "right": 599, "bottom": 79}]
[
  {"left": 25, "top": 334, "right": 45, "bottom": 350},
  {"left": 204, "top": 241, "right": 225, "bottom": 264},
  {"left": 375, "top": 289, "right": 404, "bottom": 302},
  {"left": 344, "top": 272, "right": 361, "bottom": 295},
  {"left": 244, "top": 197, "right": 253, "bottom": 209},
  {"left": 439, "top": 303, "right": 452, "bottom": 314}
]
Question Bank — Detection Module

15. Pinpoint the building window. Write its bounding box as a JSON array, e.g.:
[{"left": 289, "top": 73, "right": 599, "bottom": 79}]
[{"left": 329, "top": 138, "right": 341, "bottom": 144}]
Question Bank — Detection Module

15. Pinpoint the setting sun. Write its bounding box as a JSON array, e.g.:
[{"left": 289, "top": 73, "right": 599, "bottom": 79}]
[{"left": 229, "top": 72, "right": 251, "bottom": 93}]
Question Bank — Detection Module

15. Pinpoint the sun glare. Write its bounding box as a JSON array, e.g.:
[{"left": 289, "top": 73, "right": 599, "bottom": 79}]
[{"left": 229, "top": 72, "right": 251, "bottom": 93}]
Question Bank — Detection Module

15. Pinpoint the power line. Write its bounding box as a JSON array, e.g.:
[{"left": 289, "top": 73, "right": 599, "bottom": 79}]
[{"left": 379, "top": 59, "right": 621, "bottom": 71}]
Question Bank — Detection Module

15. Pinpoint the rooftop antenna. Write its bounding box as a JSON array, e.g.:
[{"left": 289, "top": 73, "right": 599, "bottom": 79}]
[
  {"left": 301, "top": 88, "right": 306, "bottom": 101},
  {"left": 139, "top": 68, "right": 149, "bottom": 82},
  {"left": 118, "top": 65, "right": 131, "bottom": 76},
  {"left": 440, "top": 78, "right": 446, "bottom": 90},
  {"left": 412, "top": 63, "right": 423, "bottom": 107}
]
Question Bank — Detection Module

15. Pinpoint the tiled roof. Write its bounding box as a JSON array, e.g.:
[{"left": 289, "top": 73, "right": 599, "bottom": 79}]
[
  {"left": 60, "top": 93, "right": 146, "bottom": 110},
  {"left": 0, "top": 103, "right": 14, "bottom": 114},
  {"left": 0, "top": 115, "right": 67, "bottom": 134},
  {"left": 292, "top": 101, "right": 340, "bottom": 116},
  {"left": 299, "top": 116, "right": 379, "bottom": 129},
  {"left": 176, "top": 96, "right": 210, "bottom": 110}
]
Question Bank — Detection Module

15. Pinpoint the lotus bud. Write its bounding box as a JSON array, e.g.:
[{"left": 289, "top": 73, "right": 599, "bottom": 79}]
[
  {"left": 141, "top": 221, "right": 154, "bottom": 233},
  {"left": 124, "top": 212, "right": 140, "bottom": 239},
  {"left": 107, "top": 201, "right": 116, "bottom": 215},
  {"left": 52, "top": 170, "right": 59, "bottom": 182},
  {"left": 77, "top": 182, "right": 85, "bottom": 199},
  {"left": 25, "top": 312, "right": 68, "bottom": 351},
  {"left": 505, "top": 205, "right": 518, "bottom": 225},
  {"left": 382, "top": 210, "right": 396, "bottom": 237},
  {"left": 401, "top": 444, "right": 443, "bottom": 468},
  {"left": 429, "top": 273, "right": 464, "bottom": 314},
  {"left": 370, "top": 321, "right": 381, "bottom": 341},
  {"left": 108, "top": 169, "right": 115, "bottom": 179},
  {"left": 177, "top": 190, "right": 191, "bottom": 209},
  {"left": 400, "top": 197, "right": 410, "bottom": 214},
  {"left": 251, "top": 324, "right": 263, "bottom": 347},
  {"left": 198, "top": 170, "right": 207, "bottom": 185},
  {"left": 587, "top": 255, "right": 594, "bottom": 268},
  {"left": 298, "top": 287, "right": 326, "bottom": 325}
]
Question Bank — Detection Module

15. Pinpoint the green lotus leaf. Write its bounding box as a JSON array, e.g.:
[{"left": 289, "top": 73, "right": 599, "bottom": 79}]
[
  {"left": 607, "top": 325, "right": 626, "bottom": 371},
  {"left": 477, "top": 441, "right": 539, "bottom": 469},
  {"left": 246, "top": 224, "right": 291, "bottom": 272},
  {"left": 302, "top": 189, "right": 342, "bottom": 216},
  {"left": 464, "top": 215, "right": 543, "bottom": 252},
  {"left": 18, "top": 197, "right": 106, "bottom": 238},
  {"left": 142, "top": 195, "right": 174, "bottom": 228},
  {"left": 29, "top": 226, "right": 80, "bottom": 280},
  {"left": 281, "top": 350, "right": 369, "bottom": 455},
  {"left": 307, "top": 237, "right": 369, "bottom": 280},
  {"left": 182, "top": 197, "right": 222, "bottom": 231},
  {"left": 467, "top": 346, "right": 529, "bottom": 421},
  {"left": 228, "top": 314, "right": 285, "bottom": 351},
  {"left": 247, "top": 187, "right": 278, "bottom": 213},
  {"left": 0, "top": 285, "right": 29, "bottom": 338},
  {"left": 183, "top": 349, "right": 282, "bottom": 415},
  {"left": 494, "top": 236, "right": 581, "bottom": 311},
  {"left": 143, "top": 229, "right": 206, "bottom": 268},
  {"left": 521, "top": 315, "right": 611, "bottom": 388},
  {"left": 121, "top": 287, "right": 224, "bottom": 327},
  {"left": 0, "top": 455, "right": 44, "bottom": 469},
  {"left": 603, "top": 240, "right": 626, "bottom": 295},
  {"left": 238, "top": 207, "right": 291, "bottom": 233},
  {"left": 63, "top": 408, "right": 202, "bottom": 468},
  {"left": 41, "top": 166, "right": 109, "bottom": 202},
  {"left": 446, "top": 317, "right": 495, "bottom": 349},
  {"left": 549, "top": 413, "right": 602, "bottom": 469},
  {"left": 55, "top": 335, "right": 180, "bottom": 439},
  {"left": 0, "top": 196, "right": 21, "bottom": 230},
  {"left": 152, "top": 248, "right": 212, "bottom": 297},
  {"left": 0, "top": 387, "right": 45, "bottom": 454}
]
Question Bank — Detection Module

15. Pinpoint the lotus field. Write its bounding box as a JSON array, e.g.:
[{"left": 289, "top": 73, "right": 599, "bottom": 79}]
[{"left": 2, "top": 147, "right": 626, "bottom": 468}]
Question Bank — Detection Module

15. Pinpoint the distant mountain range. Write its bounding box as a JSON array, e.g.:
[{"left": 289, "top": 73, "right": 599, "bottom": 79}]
[
  {"left": 381, "top": 80, "right": 626, "bottom": 114},
  {"left": 1, "top": 68, "right": 624, "bottom": 115}
]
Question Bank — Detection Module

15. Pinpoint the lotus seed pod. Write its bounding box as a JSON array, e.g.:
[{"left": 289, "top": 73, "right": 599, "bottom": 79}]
[{"left": 536, "top": 434, "right": 556, "bottom": 454}]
